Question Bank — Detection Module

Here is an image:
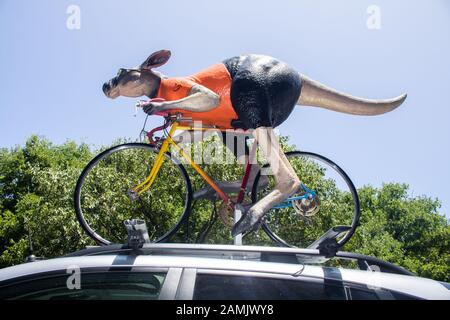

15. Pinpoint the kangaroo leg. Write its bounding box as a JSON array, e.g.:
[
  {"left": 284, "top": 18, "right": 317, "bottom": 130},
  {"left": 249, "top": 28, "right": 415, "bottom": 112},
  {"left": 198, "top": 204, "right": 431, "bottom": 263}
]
[
  {"left": 232, "top": 127, "right": 301, "bottom": 236},
  {"left": 193, "top": 132, "right": 268, "bottom": 200}
]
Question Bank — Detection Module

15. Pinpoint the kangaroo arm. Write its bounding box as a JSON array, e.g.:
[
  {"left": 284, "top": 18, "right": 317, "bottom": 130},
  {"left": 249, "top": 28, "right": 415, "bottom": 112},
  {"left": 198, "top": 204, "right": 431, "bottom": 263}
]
[{"left": 158, "top": 84, "right": 220, "bottom": 112}]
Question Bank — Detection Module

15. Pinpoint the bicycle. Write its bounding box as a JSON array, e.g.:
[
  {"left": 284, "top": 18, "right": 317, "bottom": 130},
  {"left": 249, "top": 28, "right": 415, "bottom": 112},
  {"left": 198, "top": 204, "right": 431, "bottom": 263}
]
[{"left": 74, "top": 101, "right": 361, "bottom": 249}]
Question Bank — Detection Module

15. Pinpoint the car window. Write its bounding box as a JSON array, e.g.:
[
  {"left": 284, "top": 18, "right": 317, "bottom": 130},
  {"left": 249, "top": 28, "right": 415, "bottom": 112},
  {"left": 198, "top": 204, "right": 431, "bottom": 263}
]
[
  {"left": 388, "top": 290, "right": 419, "bottom": 300},
  {"left": 193, "top": 274, "right": 347, "bottom": 300},
  {"left": 0, "top": 271, "right": 166, "bottom": 300},
  {"left": 348, "top": 285, "right": 420, "bottom": 300},
  {"left": 348, "top": 287, "right": 379, "bottom": 300}
]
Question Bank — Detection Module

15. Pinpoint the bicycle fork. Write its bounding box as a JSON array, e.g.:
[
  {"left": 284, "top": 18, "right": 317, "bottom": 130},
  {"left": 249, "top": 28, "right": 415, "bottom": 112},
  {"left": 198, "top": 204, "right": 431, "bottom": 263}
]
[{"left": 128, "top": 125, "right": 177, "bottom": 199}]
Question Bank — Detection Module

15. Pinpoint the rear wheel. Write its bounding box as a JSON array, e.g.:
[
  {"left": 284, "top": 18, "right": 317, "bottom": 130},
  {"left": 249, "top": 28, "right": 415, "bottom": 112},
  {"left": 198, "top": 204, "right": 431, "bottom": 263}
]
[
  {"left": 251, "top": 151, "right": 360, "bottom": 248},
  {"left": 74, "top": 143, "right": 192, "bottom": 245}
]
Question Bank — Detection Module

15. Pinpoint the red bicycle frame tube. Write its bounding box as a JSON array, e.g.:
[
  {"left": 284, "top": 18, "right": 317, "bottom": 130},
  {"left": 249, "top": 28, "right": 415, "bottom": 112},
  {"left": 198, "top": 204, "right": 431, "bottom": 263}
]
[{"left": 236, "top": 141, "right": 257, "bottom": 204}]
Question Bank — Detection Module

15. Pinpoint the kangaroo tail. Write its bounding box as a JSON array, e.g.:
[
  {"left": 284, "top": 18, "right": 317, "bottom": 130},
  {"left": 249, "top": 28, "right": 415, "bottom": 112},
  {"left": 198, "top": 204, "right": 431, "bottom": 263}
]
[{"left": 297, "top": 74, "right": 407, "bottom": 116}]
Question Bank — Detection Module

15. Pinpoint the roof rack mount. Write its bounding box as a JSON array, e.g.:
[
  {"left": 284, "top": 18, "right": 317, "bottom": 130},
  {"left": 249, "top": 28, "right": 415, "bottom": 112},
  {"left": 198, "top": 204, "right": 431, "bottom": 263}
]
[
  {"left": 307, "top": 226, "right": 352, "bottom": 258},
  {"left": 124, "top": 219, "right": 151, "bottom": 250}
]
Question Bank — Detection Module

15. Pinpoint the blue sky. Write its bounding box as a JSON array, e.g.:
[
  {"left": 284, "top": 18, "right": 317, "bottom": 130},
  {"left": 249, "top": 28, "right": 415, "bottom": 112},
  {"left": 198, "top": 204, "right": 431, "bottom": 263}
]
[{"left": 1, "top": 0, "right": 449, "bottom": 217}]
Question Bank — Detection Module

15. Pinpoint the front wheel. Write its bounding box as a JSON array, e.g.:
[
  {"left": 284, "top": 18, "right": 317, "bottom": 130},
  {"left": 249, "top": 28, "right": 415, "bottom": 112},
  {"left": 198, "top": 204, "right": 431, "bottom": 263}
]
[
  {"left": 74, "top": 143, "right": 192, "bottom": 245},
  {"left": 251, "top": 151, "right": 360, "bottom": 248}
]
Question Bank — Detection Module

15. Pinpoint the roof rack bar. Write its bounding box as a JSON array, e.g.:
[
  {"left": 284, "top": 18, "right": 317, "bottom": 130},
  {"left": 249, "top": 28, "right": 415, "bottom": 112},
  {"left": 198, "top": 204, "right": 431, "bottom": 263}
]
[
  {"left": 335, "top": 251, "right": 415, "bottom": 276},
  {"left": 63, "top": 243, "right": 413, "bottom": 276}
]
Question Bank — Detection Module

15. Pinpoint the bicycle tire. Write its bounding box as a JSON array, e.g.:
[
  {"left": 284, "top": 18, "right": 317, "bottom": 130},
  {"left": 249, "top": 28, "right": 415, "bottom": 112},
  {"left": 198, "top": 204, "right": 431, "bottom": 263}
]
[
  {"left": 74, "top": 143, "right": 192, "bottom": 245},
  {"left": 251, "top": 151, "right": 360, "bottom": 248}
]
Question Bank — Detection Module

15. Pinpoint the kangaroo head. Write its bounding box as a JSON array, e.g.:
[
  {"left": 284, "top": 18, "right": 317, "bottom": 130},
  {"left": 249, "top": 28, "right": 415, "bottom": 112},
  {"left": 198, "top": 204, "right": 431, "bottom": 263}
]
[{"left": 102, "top": 49, "right": 171, "bottom": 99}]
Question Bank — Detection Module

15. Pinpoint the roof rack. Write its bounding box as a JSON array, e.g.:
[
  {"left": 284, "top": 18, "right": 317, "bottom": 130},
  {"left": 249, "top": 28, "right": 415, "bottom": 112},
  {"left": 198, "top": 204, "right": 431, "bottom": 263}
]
[
  {"left": 65, "top": 243, "right": 414, "bottom": 276},
  {"left": 65, "top": 219, "right": 413, "bottom": 276}
]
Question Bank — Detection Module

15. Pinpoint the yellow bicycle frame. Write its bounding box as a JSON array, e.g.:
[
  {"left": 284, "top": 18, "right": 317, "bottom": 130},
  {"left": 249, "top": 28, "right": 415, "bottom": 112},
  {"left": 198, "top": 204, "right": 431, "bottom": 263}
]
[{"left": 132, "top": 122, "right": 230, "bottom": 205}]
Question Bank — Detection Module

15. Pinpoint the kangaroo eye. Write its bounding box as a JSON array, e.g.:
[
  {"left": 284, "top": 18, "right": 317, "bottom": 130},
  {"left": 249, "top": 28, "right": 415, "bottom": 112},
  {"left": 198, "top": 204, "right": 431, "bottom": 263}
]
[{"left": 117, "top": 68, "right": 125, "bottom": 76}]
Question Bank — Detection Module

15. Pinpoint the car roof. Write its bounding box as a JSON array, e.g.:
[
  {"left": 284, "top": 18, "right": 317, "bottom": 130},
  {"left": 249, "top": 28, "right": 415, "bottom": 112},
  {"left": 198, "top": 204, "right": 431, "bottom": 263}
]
[
  {"left": 1, "top": 243, "right": 449, "bottom": 300},
  {"left": 64, "top": 243, "right": 414, "bottom": 274}
]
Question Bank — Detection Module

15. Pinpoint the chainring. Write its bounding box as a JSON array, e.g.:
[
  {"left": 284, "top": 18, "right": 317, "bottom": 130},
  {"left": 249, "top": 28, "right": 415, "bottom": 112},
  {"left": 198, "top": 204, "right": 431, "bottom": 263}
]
[{"left": 292, "top": 194, "right": 321, "bottom": 217}]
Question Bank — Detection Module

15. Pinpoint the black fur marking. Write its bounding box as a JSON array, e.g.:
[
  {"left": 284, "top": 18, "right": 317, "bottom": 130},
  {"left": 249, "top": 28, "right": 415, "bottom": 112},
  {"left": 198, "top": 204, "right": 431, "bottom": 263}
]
[
  {"left": 143, "top": 70, "right": 162, "bottom": 98},
  {"left": 224, "top": 55, "right": 302, "bottom": 129},
  {"left": 220, "top": 132, "right": 250, "bottom": 157},
  {"left": 111, "top": 77, "right": 119, "bottom": 87}
]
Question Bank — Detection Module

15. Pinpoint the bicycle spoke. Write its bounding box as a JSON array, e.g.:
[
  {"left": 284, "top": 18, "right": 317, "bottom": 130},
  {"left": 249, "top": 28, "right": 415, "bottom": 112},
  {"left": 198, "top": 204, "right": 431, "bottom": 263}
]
[{"left": 252, "top": 151, "right": 360, "bottom": 248}]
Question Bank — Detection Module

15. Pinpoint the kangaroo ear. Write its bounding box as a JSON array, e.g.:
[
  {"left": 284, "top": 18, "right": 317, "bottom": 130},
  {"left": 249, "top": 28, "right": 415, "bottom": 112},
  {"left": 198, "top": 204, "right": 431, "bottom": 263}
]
[{"left": 140, "top": 50, "right": 171, "bottom": 69}]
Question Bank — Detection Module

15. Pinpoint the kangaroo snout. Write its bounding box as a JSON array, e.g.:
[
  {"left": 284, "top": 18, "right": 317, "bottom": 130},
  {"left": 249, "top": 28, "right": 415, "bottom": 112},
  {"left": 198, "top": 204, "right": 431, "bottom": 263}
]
[
  {"left": 102, "top": 82, "right": 110, "bottom": 95},
  {"left": 102, "top": 78, "right": 120, "bottom": 99}
]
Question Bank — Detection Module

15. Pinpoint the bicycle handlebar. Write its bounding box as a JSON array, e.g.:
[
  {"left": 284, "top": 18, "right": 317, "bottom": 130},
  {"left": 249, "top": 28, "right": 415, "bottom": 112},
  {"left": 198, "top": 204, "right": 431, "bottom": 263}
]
[{"left": 136, "top": 98, "right": 196, "bottom": 144}]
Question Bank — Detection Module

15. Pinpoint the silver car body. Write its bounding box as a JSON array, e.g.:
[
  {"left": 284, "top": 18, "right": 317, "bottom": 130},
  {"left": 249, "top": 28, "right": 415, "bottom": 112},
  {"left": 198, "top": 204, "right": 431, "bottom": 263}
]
[{"left": 0, "top": 244, "right": 448, "bottom": 300}]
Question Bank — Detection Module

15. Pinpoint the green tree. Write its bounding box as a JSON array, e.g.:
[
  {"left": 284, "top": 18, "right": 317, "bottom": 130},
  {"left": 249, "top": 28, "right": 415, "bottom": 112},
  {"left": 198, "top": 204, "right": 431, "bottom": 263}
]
[
  {"left": 0, "top": 135, "right": 448, "bottom": 282},
  {"left": 0, "top": 136, "right": 94, "bottom": 266},
  {"left": 346, "top": 184, "right": 449, "bottom": 281}
]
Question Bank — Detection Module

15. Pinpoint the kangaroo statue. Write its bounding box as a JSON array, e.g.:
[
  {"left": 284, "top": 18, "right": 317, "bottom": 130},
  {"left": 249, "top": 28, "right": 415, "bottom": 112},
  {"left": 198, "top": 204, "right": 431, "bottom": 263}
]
[{"left": 102, "top": 49, "right": 407, "bottom": 236}]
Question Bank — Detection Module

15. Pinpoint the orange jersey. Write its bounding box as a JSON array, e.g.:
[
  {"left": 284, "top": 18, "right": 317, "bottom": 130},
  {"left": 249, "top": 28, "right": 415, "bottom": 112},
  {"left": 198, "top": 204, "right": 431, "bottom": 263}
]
[{"left": 156, "top": 63, "right": 238, "bottom": 129}]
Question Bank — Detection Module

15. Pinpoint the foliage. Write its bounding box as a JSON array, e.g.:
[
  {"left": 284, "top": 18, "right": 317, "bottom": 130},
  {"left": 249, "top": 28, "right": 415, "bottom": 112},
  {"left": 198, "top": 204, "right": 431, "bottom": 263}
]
[
  {"left": 0, "top": 135, "right": 448, "bottom": 282},
  {"left": 0, "top": 136, "right": 94, "bottom": 266}
]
